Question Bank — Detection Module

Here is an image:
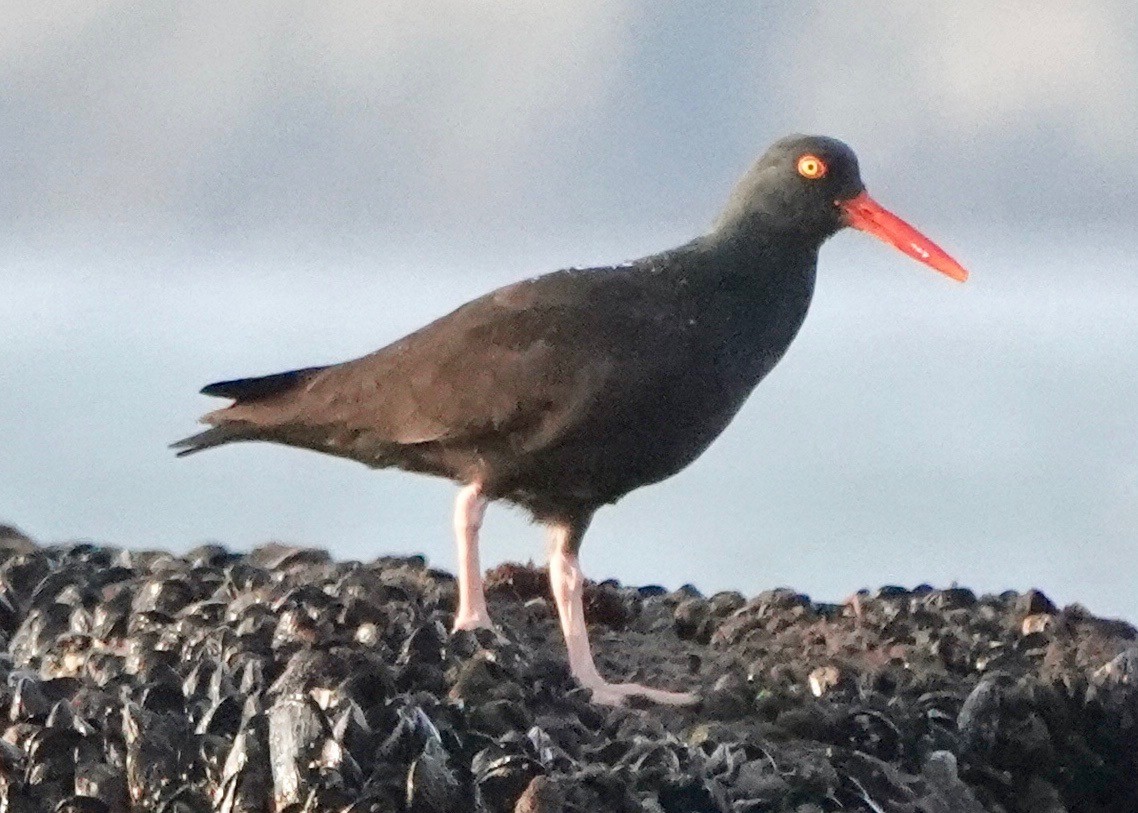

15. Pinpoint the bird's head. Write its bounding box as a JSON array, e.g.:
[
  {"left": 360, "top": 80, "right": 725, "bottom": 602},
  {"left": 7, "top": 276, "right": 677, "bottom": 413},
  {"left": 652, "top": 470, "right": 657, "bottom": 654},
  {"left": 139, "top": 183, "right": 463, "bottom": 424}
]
[{"left": 715, "top": 134, "right": 967, "bottom": 282}]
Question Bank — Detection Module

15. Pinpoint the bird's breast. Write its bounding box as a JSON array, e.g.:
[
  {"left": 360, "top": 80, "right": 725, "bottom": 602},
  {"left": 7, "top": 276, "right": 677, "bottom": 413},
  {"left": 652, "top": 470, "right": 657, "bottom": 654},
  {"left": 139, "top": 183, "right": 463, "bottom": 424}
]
[{"left": 581, "top": 269, "right": 816, "bottom": 491}]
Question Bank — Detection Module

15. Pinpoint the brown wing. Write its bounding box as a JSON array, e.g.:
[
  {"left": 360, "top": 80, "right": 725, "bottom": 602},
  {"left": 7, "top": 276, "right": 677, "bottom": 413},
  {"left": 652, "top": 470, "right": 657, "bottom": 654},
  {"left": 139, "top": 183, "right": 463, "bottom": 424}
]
[{"left": 190, "top": 264, "right": 692, "bottom": 460}]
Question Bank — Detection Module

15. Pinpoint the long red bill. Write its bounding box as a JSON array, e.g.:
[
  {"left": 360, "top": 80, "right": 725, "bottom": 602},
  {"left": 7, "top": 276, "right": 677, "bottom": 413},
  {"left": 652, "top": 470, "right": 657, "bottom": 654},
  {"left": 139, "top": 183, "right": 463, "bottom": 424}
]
[{"left": 839, "top": 192, "right": 968, "bottom": 282}]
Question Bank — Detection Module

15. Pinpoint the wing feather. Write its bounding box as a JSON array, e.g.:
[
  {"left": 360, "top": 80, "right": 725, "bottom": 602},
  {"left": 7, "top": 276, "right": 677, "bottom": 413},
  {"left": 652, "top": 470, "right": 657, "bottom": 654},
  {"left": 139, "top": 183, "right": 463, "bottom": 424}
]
[{"left": 199, "top": 265, "right": 689, "bottom": 457}]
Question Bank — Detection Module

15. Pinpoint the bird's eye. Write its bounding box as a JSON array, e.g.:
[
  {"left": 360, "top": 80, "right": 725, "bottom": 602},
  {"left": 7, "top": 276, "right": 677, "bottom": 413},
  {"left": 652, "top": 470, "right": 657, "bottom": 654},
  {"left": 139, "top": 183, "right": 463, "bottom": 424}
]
[{"left": 796, "top": 154, "right": 827, "bottom": 180}]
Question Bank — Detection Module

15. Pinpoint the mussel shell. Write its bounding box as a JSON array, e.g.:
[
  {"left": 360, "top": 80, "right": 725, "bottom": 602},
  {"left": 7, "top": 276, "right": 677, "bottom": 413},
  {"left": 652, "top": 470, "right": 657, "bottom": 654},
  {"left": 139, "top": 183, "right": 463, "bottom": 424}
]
[
  {"left": 471, "top": 743, "right": 543, "bottom": 813},
  {"left": 53, "top": 795, "right": 110, "bottom": 813},
  {"left": 406, "top": 737, "right": 462, "bottom": 813}
]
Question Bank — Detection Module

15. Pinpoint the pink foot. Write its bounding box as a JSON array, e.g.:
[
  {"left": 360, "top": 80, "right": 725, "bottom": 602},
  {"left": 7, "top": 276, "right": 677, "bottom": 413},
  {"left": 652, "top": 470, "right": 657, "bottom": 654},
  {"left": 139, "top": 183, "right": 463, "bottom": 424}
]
[
  {"left": 547, "top": 522, "right": 700, "bottom": 707},
  {"left": 582, "top": 680, "right": 699, "bottom": 707},
  {"left": 451, "top": 610, "right": 495, "bottom": 632}
]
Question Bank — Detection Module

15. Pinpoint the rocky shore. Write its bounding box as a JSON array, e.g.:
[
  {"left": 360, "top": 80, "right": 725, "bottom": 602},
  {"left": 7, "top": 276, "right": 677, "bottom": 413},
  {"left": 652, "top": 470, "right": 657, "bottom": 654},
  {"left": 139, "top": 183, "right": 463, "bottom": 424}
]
[{"left": 0, "top": 523, "right": 1135, "bottom": 812}]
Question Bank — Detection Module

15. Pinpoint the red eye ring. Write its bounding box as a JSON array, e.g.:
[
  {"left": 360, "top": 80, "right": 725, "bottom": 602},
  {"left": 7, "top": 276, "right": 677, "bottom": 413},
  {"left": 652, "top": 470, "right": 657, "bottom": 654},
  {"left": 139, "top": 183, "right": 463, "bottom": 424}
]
[{"left": 797, "top": 154, "right": 827, "bottom": 180}]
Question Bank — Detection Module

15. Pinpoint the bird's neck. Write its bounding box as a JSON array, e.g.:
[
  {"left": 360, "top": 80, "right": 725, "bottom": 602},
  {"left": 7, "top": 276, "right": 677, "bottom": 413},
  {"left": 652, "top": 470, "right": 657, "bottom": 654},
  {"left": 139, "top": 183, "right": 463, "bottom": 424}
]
[
  {"left": 676, "top": 228, "right": 821, "bottom": 292},
  {"left": 649, "top": 230, "right": 819, "bottom": 394}
]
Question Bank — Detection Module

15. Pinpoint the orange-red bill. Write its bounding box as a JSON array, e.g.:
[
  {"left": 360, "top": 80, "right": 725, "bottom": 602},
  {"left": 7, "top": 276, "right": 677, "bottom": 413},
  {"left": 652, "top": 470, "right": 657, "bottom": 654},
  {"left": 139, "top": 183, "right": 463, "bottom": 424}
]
[{"left": 839, "top": 192, "right": 968, "bottom": 282}]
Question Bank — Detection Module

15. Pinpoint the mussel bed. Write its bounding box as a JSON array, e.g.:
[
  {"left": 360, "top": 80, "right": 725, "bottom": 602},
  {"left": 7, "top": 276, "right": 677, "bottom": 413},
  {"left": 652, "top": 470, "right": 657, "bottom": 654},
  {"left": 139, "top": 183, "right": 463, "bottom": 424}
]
[{"left": 0, "top": 526, "right": 1136, "bottom": 812}]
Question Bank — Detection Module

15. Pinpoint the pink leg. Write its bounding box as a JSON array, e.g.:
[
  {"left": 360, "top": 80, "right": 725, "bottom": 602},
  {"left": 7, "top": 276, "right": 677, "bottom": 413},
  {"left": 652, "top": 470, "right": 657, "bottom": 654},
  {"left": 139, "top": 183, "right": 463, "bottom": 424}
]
[
  {"left": 547, "top": 522, "right": 698, "bottom": 706},
  {"left": 452, "top": 483, "right": 492, "bottom": 631}
]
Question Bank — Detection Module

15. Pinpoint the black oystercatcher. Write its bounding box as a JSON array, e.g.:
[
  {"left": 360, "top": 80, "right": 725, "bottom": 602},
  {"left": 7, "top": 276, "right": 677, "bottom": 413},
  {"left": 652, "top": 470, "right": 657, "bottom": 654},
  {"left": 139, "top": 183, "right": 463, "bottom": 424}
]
[{"left": 174, "top": 135, "right": 967, "bottom": 706}]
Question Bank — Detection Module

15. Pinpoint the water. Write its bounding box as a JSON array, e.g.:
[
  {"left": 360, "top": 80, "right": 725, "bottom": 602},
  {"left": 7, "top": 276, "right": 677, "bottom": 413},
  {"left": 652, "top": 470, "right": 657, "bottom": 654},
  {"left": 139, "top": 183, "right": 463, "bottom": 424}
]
[{"left": 2, "top": 229, "right": 1136, "bottom": 620}]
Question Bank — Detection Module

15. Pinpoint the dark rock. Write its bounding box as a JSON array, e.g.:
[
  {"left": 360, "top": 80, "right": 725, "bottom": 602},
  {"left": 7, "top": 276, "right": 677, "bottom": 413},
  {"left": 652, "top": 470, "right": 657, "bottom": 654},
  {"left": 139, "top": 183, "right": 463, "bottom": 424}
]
[
  {"left": 957, "top": 673, "right": 1010, "bottom": 755},
  {"left": 582, "top": 582, "right": 632, "bottom": 629},
  {"left": 0, "top": 525, "right": 37, "bottom": 553},
  {"left": 1019, "top": 775, "right": 1067, "bottom": 813},
  {"left": 266, "top": 694, "right": 329, "bottom": 810},
  {"left": 673, "top": 597, "right": 713, "bottom": 643},
  {"left": 513, "top": 775, "right": 564, "bottom": 813},
  {"left": 1092, "top": 647, "right": 1138, "bottom": 685},
  {"left": 775, "top": 704, "right": 837, "bottom": 743},
  {"left": 449, "top": 654, "right": 523, "bottom": 704},
  {"left": 472, "top": 742, "right": 543, "bottom": 813},
  {"left": 1017, "top": 588, "right": 1058, "bottom": 617},
  {"left": 245, "top": 544, "right": 331, "bottom": 571},
  {"left": 928, "top": 586, "right": 977, "bottom": 610},
  {"left": 406, "top": 737, "right": 462, "bottom": 813},
  {"left": 400, "top": 621, "right": 448, "bottom": 666},
  {"left": 485, "top": 563, "right": 550, "bottom": 602},
  {"left": 707, "top": 590, "right": 745, "bottom": 617},
  {"left": 917, "top": 751, "right": 986, "bottom": 813},
  {"left": 658, "top": 776, "right": 721, "bottom": 813},
  {"left": 122, "top": 702, "right": 201, "bottom": 810},
  {"left": 73, "top": 764, "right": 128, "bottom": 813},
  {"left": 0, "top": 538, "right": 1135, "bottom": 812},
  {"left": 701, "top": 672, "right": 752, "bottom": 720},
  {"left": 732, "top": 758, "right": 789, "bottom": 805},
  {"left": 132, "top": 577, "right": 197, "bottom": 616},
  {"left": 184, "top": 544, "right": 233, "bottom": 569},
  {"left": 469, "top": 699, "right": 534, "bottom": 739},
  {"left": 53, "top": 797, "right": 109, "bottom": 813},
  {"left": 11, "top": 676, "right": 51, "bottom": 721}
]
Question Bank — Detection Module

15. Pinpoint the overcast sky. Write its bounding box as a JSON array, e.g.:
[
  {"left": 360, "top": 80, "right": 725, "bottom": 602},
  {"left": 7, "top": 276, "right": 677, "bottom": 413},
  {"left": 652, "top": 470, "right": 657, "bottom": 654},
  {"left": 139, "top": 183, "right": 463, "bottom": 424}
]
[
  {"left": 3, "top": 3, "right": 1138, "bottom": 620},
  {"left": 5, "top": 1, "right": 1137, "bottom": 239}
]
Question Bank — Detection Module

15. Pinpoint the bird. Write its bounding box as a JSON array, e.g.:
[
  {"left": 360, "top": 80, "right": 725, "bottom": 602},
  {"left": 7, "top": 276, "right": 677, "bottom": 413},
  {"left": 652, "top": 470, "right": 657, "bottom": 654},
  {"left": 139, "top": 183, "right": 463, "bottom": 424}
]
[{"left": 173, "top": 134, "right": 967, "bottom": 706}]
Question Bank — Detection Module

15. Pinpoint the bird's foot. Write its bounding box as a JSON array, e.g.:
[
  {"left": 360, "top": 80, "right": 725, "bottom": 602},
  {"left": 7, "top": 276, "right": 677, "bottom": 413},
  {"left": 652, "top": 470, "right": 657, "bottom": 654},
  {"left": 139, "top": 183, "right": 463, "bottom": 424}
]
[
  {"left": 450, "top": 614, "right": 513, "bottom": 650},
  {"left": 451, "top": 609, "right": 495, "bottom": 632},
  {"left": 581, "top": 679, "right": 699, "bottom": 707}
]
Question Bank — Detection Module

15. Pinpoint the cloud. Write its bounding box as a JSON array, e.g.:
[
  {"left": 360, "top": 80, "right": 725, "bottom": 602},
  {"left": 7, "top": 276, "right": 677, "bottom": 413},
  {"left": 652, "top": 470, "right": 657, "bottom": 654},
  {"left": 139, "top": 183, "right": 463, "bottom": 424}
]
[
  {"left": 744, "top": 1, "right": 1138, "bottom": 230},
  {"left": 2, "top": 2, "right": 1136, "bottom": 235},
  {"left": 1, "top": 1, "right": 633, "bottom": 231},
  {"left": 759, "top": 2, "right": 1138, "bottom": 154}
]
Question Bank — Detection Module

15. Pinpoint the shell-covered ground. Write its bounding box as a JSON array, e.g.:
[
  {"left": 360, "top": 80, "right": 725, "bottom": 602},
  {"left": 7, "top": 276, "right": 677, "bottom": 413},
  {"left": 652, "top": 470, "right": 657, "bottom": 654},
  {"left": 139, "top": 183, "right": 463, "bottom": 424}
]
[{"left": 0, "top": 523, "right": 1136, "bottom": 813}]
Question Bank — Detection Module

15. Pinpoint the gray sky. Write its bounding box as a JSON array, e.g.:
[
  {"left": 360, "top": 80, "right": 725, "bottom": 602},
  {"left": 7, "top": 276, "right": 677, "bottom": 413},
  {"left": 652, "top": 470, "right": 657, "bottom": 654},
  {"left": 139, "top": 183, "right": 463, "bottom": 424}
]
[
  {"left": 5, "top": 1, "right": 1137, "bottom": 237},
  {"left": 3, "top": 3, "right": 1138, "bottom": 619}
]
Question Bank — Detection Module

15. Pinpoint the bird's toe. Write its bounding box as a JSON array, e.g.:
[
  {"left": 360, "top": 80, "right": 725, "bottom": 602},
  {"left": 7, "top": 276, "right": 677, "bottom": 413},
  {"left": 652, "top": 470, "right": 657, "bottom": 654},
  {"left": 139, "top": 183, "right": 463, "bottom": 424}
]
[
  {"left": 586, "top": 681, "right": 699, "bottom": 707},
  {"left": 451, "top": 611, "right": 495, "bottom": 633}
]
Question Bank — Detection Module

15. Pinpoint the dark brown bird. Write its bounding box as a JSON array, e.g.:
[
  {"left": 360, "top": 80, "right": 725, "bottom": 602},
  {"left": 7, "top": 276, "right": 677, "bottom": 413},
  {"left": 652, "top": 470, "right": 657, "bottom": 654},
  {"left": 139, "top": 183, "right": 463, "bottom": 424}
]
[{"left": 174, "top": 135, "right": 967, "bottom": 705}]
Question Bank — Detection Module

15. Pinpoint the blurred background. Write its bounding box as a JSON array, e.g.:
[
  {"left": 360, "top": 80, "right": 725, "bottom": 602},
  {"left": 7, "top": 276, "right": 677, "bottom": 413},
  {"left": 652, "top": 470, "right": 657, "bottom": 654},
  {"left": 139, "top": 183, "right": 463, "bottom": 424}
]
[{"left": 3, "top": 2, "right": 1137, "bottom": 619}]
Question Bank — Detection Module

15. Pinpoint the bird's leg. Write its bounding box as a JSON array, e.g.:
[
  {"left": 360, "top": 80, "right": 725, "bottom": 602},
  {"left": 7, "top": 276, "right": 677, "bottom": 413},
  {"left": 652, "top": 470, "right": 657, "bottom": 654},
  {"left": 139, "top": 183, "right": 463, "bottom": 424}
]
[
  {"left": 547, "top": 521, "right": 698, "bottom": 707},
  {"left": 452, "top": 482, "right": 492, "bottom": 631}
]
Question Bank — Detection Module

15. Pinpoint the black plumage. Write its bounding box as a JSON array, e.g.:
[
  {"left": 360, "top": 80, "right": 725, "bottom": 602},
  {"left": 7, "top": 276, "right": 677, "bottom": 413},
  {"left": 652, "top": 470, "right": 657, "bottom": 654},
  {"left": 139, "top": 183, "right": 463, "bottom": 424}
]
[
  {"left": 174, "top": 137, "right": 864, "bottom": 518},
  {"left": 175, "top": 134, "right": 966, "bottom": 705}
]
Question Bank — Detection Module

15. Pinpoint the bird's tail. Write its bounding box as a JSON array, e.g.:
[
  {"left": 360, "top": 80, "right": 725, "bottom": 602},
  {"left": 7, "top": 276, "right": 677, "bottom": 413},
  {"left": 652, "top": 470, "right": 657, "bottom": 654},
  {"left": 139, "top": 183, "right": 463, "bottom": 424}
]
[
  {"left": 169, "top": 426, "right": 245, "bottom": 457},
  {"left": 172, "top": 365, "right": 327, "bottom": 458}
]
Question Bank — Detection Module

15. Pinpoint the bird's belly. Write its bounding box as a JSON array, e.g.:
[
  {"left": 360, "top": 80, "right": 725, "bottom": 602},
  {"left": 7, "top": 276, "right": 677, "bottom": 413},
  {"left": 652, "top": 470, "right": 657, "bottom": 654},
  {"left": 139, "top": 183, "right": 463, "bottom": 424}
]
[
  {"left": 497, "top": 363, "right": 764, "bottom": 512},
  {"left": 600, "top": 375, "right": 756, "bottom": 484}
]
